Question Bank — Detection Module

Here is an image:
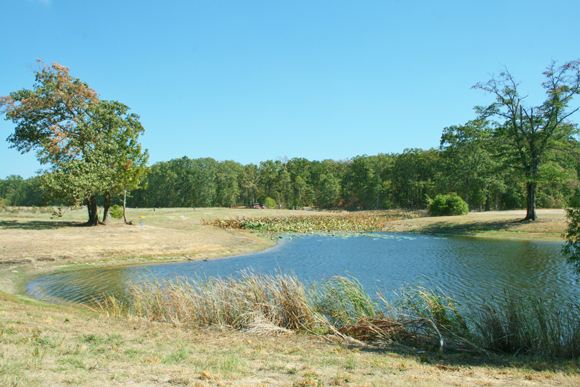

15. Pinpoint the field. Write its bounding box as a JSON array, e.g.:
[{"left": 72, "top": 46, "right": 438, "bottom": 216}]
[{"left": 1, "top": 207, "right": 578, "bottom": 386}]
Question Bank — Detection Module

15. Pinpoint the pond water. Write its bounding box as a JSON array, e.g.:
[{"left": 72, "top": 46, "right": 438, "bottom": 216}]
[{"left": 27, "top": 233, "right": 580, "bottom": 307}]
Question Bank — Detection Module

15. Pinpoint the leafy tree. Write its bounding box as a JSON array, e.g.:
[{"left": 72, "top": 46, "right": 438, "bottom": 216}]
[
  {"left": 216, "top": 160, "right": 242, "bottom": 207},
  {"left": 439, "top": 118, "right": 507, "bottom": 210},
  {"left": 0, "top": 175, "right": 25, "bottom": 205},
  {"left": 474, "top": 60, "right": 580, "bottom": 220},
  {"left": 287, "top": 158, "right": 312, "bottom": 207},
  {"left": 87, "top": 100, "right": 149, "bottom": 223},
  {"left": 1, "top": 61, "right": 148, "bottom": 225},
  {"left": 241, "top": 163, "right": 259, "bottom": 206},
  {"left": 318, "top": 173, "right": 341, "bottom": 208},
  {"left": 391, "top": 149, "right": 439, "bottom": 210}
]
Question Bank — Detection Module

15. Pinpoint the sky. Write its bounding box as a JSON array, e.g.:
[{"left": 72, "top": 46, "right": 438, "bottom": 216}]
[{"left": 1, "top": 0, "right": 579, "bottom": 178}]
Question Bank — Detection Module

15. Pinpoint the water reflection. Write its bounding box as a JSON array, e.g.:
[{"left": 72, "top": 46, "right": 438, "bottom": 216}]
[{"left": 27, "top": 233, "right": 579, "bottom": 307}]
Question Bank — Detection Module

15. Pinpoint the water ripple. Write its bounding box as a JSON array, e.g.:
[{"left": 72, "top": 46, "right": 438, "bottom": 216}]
[{"left": 27, "top": 233, "right": 578, "bottom": 307}]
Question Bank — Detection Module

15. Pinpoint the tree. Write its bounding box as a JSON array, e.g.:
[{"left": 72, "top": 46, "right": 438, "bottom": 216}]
[
  {"left": 439, "top": 118, "right": 508, "bottom": 210},
  {"left": 1, "top": 61, "right": 148, "bottom": 225},
  {"left": 474, "top": 60, "right": 580, "bottom": 220},
  {"left": 96, "top": 100, "right": 149, "bottom": 223}
]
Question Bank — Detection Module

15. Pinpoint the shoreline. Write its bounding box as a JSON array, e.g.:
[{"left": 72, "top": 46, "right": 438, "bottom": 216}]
[
  {"left": 1, "top": 208, "right": 578, "bottom": 386},
  {"left": 0, "top": 208, "right": 567, "bottom": 300}
]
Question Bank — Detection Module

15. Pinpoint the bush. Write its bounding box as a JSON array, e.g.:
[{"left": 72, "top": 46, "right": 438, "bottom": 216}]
[
  {"left": 429, "top": 194, "right": 469, "bottom": 216},
  {"left": 563, "top": 208, "right": 580, "bottom": 274},
  {"left": 110, "top": 204, "right": 123, "bottom": 219},
  {"left": 264, "top": 197, "right": 277, "bottom": 209}
]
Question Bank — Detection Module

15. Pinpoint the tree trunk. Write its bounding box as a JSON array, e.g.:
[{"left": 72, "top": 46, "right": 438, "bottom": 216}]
[
  {"left": 86, "top": 195, "right": 99, "bottom": 226},
  {"left": 524, "top": 159, "right": 540, "bottom": 221},
  {"left": 102, "top": 192, "right": 111, "bottom": 224},
  {"left": 123, "top": 188, "right": 131, "bottom": 224},
  {"left": 524, "top": 181, "right": 537, "bottom": 221}
]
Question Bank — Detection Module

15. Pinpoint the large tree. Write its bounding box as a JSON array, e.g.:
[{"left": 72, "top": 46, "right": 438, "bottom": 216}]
[
  {"left": 1, "top": 61, "right": 148, "bottom": 225},
  {"left": 474, "top": 60, "right": 580, "bottom": 220}
]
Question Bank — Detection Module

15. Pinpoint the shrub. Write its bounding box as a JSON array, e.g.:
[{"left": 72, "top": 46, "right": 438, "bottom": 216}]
[
  {"left": 563, "top": 208, "right": 580, "bottom": 274},
  {"left": 110, "top": 204, "right": 123, "bottom": 219},
  {"left": 264, "top": 197, "right": 277, "bottom": 209},
  {"left": 429, "top": 194, "right": 468, "bottom": 216}
]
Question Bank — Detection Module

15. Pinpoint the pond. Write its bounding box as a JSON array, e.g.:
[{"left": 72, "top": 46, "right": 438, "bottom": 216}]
[{"left": 26, "top": 233, "right": 580, "bottom": 307}]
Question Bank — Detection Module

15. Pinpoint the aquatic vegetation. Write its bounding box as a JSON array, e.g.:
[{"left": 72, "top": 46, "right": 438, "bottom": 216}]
[
  {"left": 97, "top": 273, "right": 580, "bottom": 358},
  {"left": 202, "top": 210, "right": 420, "bottom": 233}
]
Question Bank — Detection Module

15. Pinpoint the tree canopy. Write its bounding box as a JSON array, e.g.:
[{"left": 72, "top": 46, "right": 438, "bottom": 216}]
[{"left": 2, "top": 60, "right": 580, "bottom": 222}]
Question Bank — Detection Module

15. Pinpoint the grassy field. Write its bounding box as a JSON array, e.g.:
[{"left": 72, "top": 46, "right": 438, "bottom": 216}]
[{"left": 1, "top": 207, "right": 578, "bottom": 386}]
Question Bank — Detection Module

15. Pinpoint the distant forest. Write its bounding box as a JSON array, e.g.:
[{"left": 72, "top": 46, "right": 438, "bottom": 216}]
[{"left": 3, "top": 120, "right": 579, "bottom": 211}]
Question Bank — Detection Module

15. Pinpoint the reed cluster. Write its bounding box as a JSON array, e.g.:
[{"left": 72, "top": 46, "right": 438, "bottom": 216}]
[
  {"left": 202, "top": 211, "right": 419, "bottom": 233},
  {"left": 98, "top": 273, "right": 580, "bottom": 359}
]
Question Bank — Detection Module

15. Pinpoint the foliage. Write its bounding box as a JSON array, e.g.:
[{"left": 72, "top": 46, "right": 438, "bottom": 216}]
[
  {"left": 562, "top": 208, "right": 580, "bottom": 274},
  {"left": 312, "top": 276, "right": 378, "bottom": 329},
  {"left": 204, "top": 211, "right": 419, "bottom": 233},
  {"left": 0, "top": 175, "right": 46, "bottom": 206},
  {"left": 428, "top": 194, "right": 469, "bottom": 216},
  {"left": 474, "top": 60, "right": 580, "bottom": 220},
  {"left": 264, "top": 197, "right": 277, "bottom": 209},
  {"left": 439, "top": 118, "right": 508, "bottom": 211},
  {"left": 0, "top": 61, "right": 148, "bottom": 225},
  {"left": 110, "top": 204, "right": 123, "bottom": 219}
]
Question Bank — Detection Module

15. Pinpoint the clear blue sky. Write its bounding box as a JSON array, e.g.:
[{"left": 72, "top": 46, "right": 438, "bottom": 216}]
[{"left": 1, "top": 0, "right": 579, "bottom": 178}]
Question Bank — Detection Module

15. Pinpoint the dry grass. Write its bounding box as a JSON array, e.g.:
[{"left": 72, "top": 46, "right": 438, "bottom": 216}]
[
  {"left": 2, "top": 291, "right": 579, "bottom": 386},
  {"left": 0, "top": 207, "right": 577, "bottom": 386},
  {"left": 99, "top": 273, "right": 580, "bottom": 360},
  {"left": 385, "top": 209, "right": 567, "bottom": 241},
  {"left": 0, "top": 207, "right": 277, "bottom": 294}
]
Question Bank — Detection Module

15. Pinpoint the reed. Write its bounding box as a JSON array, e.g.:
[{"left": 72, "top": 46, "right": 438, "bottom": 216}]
[
  {"left": 102, "top": 271, "right": 321, "bottom": 332},
  {"left": 97, "top": 273, "right": 580, "bottom": 358},
  {"left": 470, "top": 295, "right": 580, "bottom": 358}
]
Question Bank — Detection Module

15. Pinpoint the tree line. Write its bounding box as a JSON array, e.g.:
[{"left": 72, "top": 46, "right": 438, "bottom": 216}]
[
  {"left": 3, "top": 138, "right": 579, "bottom": 211},
  {"left": 1, "top": 60, "right": 579, "bottom": 221}
]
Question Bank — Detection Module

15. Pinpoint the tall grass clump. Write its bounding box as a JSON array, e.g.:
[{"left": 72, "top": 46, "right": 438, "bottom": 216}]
[
  {"left": 470, "top": 295, "right": 580, "bottom": 358},
  {"left": 98, "top": 273, "right": 580, "bottom": 358},
  {"left": 104, "top": 271, "right": 321, "bottom": 332},
  {"left": 312, "top": 276, "right": 379, "bottom": 329},
  {"left": 385, "top": 287, "right": 476, "bottom": 352},
  {"left": 390, "top": 288, "right": 580, "bottom": 357}
]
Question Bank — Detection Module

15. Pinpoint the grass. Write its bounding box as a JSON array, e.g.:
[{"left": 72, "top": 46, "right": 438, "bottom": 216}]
[
  {"left": 97, "top": 272, "right": 580, "bottom": 360},
  {"left": 0, "top": 206, "right": 576, "bottom": 386},
  {"left": 384, "top": 209, "right": 567, "bottom": 241}
]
